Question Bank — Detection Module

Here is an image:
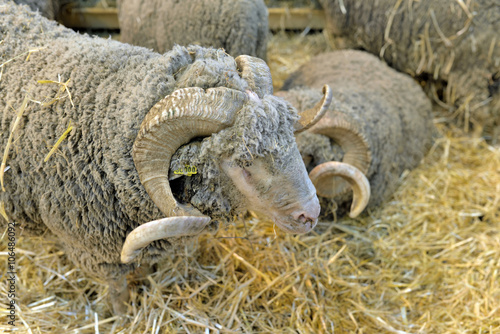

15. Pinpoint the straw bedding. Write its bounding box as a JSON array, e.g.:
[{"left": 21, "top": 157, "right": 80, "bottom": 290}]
[
  {"left": 1, "top": 125, "right": 498, "bottom": 333},
  {"left": 0, "top": 32, "right": 499, "bottom": 334}
]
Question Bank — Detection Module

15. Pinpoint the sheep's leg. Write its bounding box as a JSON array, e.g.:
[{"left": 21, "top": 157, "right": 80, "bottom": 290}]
[{"left": 109, "top": 276, "right": 129, "bottom": 314}]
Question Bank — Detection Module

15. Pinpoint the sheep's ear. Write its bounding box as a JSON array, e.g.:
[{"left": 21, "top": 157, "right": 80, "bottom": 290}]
[
  {"left": 235, "top": 55, "right": 273, "bottom": 98},
  {"left": 294, "top": 85, "right": 332, "bottom": 133}
]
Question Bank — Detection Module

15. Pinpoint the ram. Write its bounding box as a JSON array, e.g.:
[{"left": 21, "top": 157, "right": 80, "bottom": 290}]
[
  {"left": 319, "top": 0, "right": 500, "bottom": 141},
  {"left": 278, "top": 50, "right": 434, "bottom": 217},
  {"left": 0, "top": 2, "right": 358, "bottom": 313},
  {"left": 117, "top": 0, "right": 269, "bottom": 59}
]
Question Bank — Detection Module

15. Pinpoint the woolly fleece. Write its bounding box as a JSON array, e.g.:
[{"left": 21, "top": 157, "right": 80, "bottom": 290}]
[
  {"left": 13, "top": 0, "right": 58, "bottom": 19},
  {"left": 117, "top": 0, "right": 268, "bottom": 60},
  {"left": 320, "top": 0, "right": 500, "bottom": 140},
  {"left": 0, "top": 2, "right": 298, "bottom": 281},
  {"left": 281, "top": 50, "right": 434, "bottom": 215}
]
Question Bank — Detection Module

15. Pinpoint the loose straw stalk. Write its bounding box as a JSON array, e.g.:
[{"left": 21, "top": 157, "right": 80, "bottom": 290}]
[
  {"left": 44, "top": 122, "right": 73, "bottom": 162},
  {"left": 0, "top": 47, "right": 46, "bottom": 69},
  {"left": 1, "top": 95, "right": 29, "bottom": 192},
  {"left": 0, "top": 201, "right": 8, "bottom": 221},
  {"left": 36, "top": 77, "right": 75, "bottom": 107}
]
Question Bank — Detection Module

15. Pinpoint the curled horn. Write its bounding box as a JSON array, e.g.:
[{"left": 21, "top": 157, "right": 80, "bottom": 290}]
[
  {"left": 310, "top": 112, "right": 371, "bottom": 199},
  {"left": 133, "top": 86, "right": 248, "bottom": 218},
  {"left": 123, "top": 87, "right": 248, "bottom": 263},
  {"left": 235, "top": 55, "right": 273, "bottom": 98},
  {"left": 121, "top": 216, "right": 211, "bottom": 263},
  {"left": 294, "top": 85, "right": 333, "bottom": 133},
  {"left": 309, "top": 162, "right": 370, "bottom": 218}
]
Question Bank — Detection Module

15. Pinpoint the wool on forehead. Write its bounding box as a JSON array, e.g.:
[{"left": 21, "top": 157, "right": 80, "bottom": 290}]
[
  {"left": 204, "top": 95, "right": 299, "bottom": 166},
  {"left": 169, "top": 94, "right": 301, "bottom": 223}
]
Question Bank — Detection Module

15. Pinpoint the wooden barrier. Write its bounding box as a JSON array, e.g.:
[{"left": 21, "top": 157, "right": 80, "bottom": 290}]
[
  {"left": 59, "top": 6, "right": 325, "bottom": 30},
  {"left": 59, "top": 6, "right": 119, "bottom": 29},
  {"left": 268, "top": 8, "right": 325, "bottom": 30}
]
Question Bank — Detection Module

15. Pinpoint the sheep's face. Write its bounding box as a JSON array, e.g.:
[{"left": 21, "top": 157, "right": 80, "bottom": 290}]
[
  {"left": 222, "top": 151, "right": 320, "bottom": 234},
  {"left": 156, "top": 85, "right": 326, "bottom": 234},
  {"left": 218, "top": 94, "right": 321, "bottom": 234}
]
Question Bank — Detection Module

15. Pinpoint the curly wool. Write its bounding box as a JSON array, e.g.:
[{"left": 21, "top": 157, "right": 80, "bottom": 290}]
[
  {"left": 117, "top": 0, "right": 268, "bottom": 59},
  {"left": 0, "top": 1, "right": 259, "bottom": 279},
  {"left": 170, "top": 95, "right": 299, "bottom": 222}
]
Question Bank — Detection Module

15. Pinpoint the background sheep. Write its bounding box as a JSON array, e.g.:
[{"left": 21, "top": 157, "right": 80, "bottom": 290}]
[
  {"left": 278, "top": 50, "right": 435, "bottom": 217},
  {"left": 117, "top": 0, "right": 269, "bottom": 60},
  {"left": 12, "top": 0, "right": 58, "bottom": 19},
  {"left": 0, "top": 2, "right": 334, "bottom": 312},
  {"left": 319, "top": 0, "right": 500, "bottom": 142}
]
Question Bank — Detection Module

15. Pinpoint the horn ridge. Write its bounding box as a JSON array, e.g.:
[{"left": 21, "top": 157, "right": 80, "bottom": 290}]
[
  {"left": 235, "top": 55, "right": 273, "bottom": 98},
  {"left": 294, "top": 85, "right": 333, "bottom": 133},
  {"left": 121, "top": 216, "right": 211, "bottom": 263},
  {"left": 310, "top": 113, "right": 372, "bottom": 198},
  {"left": 309, "top": 161, "right": 370, "bottom": 218},
  {"left": 133, "top": 87, "right": 248, "bottom": 218}
]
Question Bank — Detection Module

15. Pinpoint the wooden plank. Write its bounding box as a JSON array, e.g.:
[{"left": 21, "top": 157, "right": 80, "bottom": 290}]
[
  {"left": 59, "top": 6, "right": 325, "bottom": 31},
  {"left": 59, "top": 7, "right": 119, "bottom": 29},
  {"left": 268, "top": 8, "right": 325, "bottom": 30}
]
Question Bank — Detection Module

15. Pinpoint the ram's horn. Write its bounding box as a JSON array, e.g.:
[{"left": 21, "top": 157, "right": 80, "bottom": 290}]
[
  {"left": 121, "top": 216, "right": 211, "bottom": 263},
  {"left": 294, "top": 85, "right": 333, "bottom": 133},
  {"left": 310, "top": 113, "right": 371, "bottom": 197},
  {"left": 235, "top": 55, "right": 273, "bottom": 98},
  {"left": 133, "top": 87, "right": 248, "bottom": 218},
  {"left": 309, "top": 162, "right": 370, "bottom": 218}
]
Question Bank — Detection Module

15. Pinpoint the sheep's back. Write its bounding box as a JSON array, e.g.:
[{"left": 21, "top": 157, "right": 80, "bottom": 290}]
[
  {"left": 319, "top": 0, "right": 500, "bottom": 138},
  {"left": 13, "top": 0, "right": 58, "bottom": 19},
  {"left": 117, "top": 0, "right": 268, "bottom": 59}
]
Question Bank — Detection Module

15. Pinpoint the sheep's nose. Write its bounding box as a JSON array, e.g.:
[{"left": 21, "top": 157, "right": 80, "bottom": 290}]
[
  {"left": 297, "top": 214, "right": 316, "bottom": 224},
  {"left": 292, "top": 196, "right": 321, "bottom": 226}
]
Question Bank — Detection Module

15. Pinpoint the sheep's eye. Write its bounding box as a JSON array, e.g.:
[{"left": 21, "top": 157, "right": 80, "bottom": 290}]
[{"left": 242, "top": 168, "right": 252, "bottom": 180}]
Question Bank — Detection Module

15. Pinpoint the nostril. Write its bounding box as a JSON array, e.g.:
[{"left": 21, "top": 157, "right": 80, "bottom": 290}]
[{"left": 297, "top": 214, "right": 314, "bottom": 224}]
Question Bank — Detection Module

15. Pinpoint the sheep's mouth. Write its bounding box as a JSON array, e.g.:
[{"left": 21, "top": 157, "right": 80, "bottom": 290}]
[{"left": 273, "top": 217, "right": 317, "bottom": 234}]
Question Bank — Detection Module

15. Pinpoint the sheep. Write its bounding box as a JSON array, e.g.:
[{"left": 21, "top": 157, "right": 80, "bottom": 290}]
[
  {"left": 12, "top": 0, "right": 58, "bottom": 19},
  {"left": 117, "top": 0, "right": 269, "bottom": 60},
  {"left": 0, "top": 2, "right": 363, "bottom": 313},
  {"left": 319, "top": 0, "right": 500, "bottom": 142},
  {"left": 277, "top": 50, "right": 435, "bottom": 217}
]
